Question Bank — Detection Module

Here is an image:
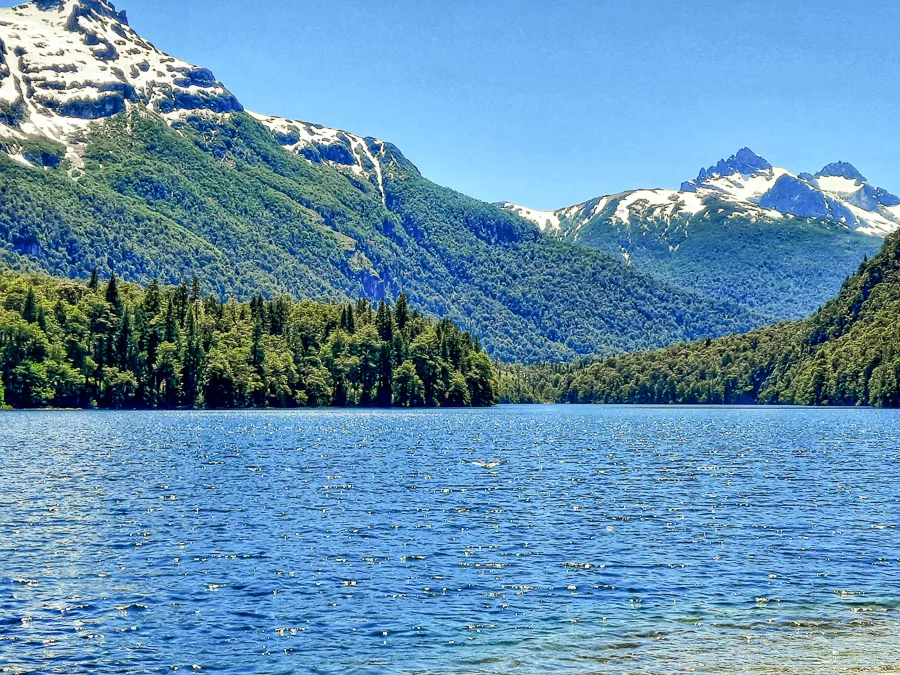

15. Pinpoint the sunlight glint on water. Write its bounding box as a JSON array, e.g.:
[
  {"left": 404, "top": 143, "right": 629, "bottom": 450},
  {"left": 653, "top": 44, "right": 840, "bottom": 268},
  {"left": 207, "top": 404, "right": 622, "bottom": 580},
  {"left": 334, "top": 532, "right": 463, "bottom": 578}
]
[{"left": 1, "top": 406, "right": 899, "bottom": 674}]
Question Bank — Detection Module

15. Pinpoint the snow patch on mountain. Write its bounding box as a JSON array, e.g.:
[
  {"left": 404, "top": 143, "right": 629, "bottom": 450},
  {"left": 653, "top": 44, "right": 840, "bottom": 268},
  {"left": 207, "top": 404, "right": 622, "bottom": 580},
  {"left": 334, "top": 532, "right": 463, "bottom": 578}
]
[
  {"left": 493, "top": 202, "right": 560, "bottom": 232},
  {"left": 248, "top": 112, "right": 420, "bottom": 202},
  {"left": 0, "top": 0, "right": 241, "bottom": 157},
  {"left": 0, "top": 0, "right": 406, "bottom": 188},
  {"left": 500, "top": 149, "right": 900, "bottom": 238}
]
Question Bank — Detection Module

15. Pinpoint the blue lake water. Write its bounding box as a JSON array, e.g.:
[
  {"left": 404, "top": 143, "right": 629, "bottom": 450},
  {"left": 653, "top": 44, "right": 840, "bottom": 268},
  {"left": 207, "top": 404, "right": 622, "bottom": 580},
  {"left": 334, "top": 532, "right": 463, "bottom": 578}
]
[{"left": 1, "top": 406, "right": 899, "bottom": 674}]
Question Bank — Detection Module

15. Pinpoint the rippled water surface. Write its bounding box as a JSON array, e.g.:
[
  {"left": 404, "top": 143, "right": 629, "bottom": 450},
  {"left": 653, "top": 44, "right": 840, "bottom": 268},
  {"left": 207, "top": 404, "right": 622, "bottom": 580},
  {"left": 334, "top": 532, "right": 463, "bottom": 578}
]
[{"left": 2, "top": 406, "right": 900, "bottom": 674}]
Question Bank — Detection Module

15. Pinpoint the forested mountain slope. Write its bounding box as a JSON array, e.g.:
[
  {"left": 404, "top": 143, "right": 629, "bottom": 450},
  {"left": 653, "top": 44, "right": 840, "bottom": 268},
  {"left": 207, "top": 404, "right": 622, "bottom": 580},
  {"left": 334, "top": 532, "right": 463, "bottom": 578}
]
[
  {"left": 0, "top": 0, "right": 758, "bottom": 362},
  {"left": 500, "top": 149, "right": 887, "bottom": 319},
  {"left": 502, "top": 232, "right": 900, "bottom": 407}
]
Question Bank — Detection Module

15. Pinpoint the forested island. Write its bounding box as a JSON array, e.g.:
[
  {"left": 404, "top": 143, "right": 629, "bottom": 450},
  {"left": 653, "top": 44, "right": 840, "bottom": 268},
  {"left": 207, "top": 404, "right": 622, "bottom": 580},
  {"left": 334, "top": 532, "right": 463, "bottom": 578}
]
[
  {"left": 500, "top": 233, "right": 900, "bottom": 408},
  {"left": 0, "top": 270, "right": 497, "bottom": 409}
]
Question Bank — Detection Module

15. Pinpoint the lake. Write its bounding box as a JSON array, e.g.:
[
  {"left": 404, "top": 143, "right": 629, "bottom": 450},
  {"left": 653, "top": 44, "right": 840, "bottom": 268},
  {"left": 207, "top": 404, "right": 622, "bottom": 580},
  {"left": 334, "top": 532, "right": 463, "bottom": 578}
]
[{"left": 1, "top": 406, "right": 899, "bottom": 674}]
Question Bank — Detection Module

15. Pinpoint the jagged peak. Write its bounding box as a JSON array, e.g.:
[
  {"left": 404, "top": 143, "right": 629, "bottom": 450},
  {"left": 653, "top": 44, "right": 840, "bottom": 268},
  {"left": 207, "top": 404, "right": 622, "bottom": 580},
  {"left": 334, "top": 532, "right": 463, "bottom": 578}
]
[
  {"left": 694, "top": 147, "right": 772, "bottom": 183},
  {"left": 815, "top": 161, "right": 866, "bottom": 184},
  {"left": 29, "top": 0, "right": 128, "bottom": 24}
]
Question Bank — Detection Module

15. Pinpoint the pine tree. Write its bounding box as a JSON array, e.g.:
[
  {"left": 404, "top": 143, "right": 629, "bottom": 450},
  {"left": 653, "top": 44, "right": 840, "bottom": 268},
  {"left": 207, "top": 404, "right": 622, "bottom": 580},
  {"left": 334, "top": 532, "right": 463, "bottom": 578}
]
[
  {"left": 22, "top": 287, "right": 38, "bottom": 323},
  {"left": 251, "top": 314, "right": 265, "bottom": 369},
  {"left": 53, "top": 300, "right": 67, "bottom": 327},
  {"left": 105, "top": 272, "right": 122, "bottom": 311},
  {"left": 174, "top": 279, "right": 189, "bottom": 327},
  {"left": 181, "top": 305, "right": 204, "bottom": 407},
  {"left": 88, "top": 268, "right": 99, "bottom": 291},
  {"left": 376, "top": 343, "right": 393, "bottom": 407},
  {"left": 345, "top": 303, "right": 355, "bottom": 332},
  {"left": 376, "top": 300, "right": 393, "bottom": 342},
  {"left": 163, "top": 299, "right": 179, "bottom": 343},
  {"left": 395, "top": 293, "right": 410, "bottom": 331},
  {"left": 116, "top": 307, "right": 139, "bottom": 372},
  {"left": 190, "top": 276, "right": 201, "bottom": 304},
  {"left": 144, "top": 278, "right": 161, "bottom": 316}
]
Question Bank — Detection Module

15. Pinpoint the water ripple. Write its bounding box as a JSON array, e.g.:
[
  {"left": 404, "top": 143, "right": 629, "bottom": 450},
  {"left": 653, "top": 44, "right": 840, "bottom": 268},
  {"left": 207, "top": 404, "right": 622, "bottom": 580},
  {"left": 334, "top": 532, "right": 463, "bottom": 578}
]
[{"left": 1, "top": 406, "right": 899, "bottom": 673}]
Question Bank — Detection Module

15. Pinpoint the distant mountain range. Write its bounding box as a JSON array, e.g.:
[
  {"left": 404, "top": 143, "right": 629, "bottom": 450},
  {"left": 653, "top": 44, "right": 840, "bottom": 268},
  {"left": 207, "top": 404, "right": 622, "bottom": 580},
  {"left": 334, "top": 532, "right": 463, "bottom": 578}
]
[
  {"left": 499, "top": 148, "right": 888, "bottom": 318},
  {"left": 500, "top": 148, "right": 900, "bottom": 237},
  {"left": 0, "top": 0, "right": 760, "bottom": 362}
]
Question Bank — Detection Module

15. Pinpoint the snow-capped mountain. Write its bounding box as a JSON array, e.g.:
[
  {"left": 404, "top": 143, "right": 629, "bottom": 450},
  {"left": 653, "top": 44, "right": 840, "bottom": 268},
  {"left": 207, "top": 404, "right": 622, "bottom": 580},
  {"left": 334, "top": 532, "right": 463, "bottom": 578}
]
[
  {"left": 0, "top": 0, "right": 402, "bottom": 191},
  {"left": 500, "top": 148, "right": 900, "bottom": 239}
]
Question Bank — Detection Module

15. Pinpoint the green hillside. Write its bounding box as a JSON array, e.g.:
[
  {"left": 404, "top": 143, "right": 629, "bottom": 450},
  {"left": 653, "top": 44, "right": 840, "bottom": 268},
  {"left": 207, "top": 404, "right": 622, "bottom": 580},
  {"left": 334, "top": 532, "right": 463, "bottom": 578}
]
[
  {"left": 0, "top": 110, "right": 758, "bottom": 362},
  {"left": 501, "top": 232, "right": 900, "bottom": 407},
  {"left": 554, "top": 199, "right": 881, "bottom": 320}
]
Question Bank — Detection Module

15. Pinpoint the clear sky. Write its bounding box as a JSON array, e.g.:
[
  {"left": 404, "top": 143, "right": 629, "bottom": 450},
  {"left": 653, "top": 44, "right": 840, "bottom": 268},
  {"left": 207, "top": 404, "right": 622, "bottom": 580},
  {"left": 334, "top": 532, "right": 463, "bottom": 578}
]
[{"left": 22, "top": 0, "right": 900, "bottom": 208}]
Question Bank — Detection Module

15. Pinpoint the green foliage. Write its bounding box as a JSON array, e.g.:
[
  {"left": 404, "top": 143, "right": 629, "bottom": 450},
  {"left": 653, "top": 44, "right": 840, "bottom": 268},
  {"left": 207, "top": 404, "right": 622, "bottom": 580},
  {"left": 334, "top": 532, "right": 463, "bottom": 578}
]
[
  {"left": 556, "top": 198, "right": 882, "bottom": 320},
  {"left": 0, "top": 98, "right": 26, "bottom": 128},
  {"left": 392, "top": 361, "right": 425, "bottom": 407},
  {"left": 502, "top": 232, "right": 900, "bottom": 407},
  {"left": 0, "top": 109, "right": 758, "bottom": 362},
  {"left": 0, "top": 268, "right": 498, "bottom": 409},
  {"left": 20, "top": 136, "right": 67, "bottom": 168}
]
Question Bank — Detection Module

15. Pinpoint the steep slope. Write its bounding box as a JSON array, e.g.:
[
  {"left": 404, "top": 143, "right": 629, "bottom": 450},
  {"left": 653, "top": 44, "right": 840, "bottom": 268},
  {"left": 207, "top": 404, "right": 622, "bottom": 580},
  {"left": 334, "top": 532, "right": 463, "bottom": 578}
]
[
  {"left": 500, "top": 149, "right": 888, "bottom": 319},
  {"left": 505, "top": 231, "right": 900, "bottom": 407},
  {"left": 0, "top": 0, "right": 759, "bottom": 362}
]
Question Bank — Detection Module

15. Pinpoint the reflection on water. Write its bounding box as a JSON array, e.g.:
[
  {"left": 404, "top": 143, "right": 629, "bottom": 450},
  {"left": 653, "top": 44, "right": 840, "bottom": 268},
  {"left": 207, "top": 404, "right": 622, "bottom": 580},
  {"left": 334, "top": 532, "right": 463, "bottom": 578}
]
[{"left": 1, "top": 406, "right": 899, "bottom": 674}]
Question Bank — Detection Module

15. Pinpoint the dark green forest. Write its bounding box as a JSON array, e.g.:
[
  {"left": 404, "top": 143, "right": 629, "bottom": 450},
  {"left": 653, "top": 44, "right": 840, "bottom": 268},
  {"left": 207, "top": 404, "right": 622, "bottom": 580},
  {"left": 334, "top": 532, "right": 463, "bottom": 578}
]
[
  {"left": 500, "top": 233, "right": 900, "bottom": 407},
  {"left": 553, "top": 196, "right": 881, "bottom": 320},
  {"left": 0, "top": 269, "right": 497, "bottom": 409},
  {"left": 0, "top": 109, "right": 758, "bottom": 362}
]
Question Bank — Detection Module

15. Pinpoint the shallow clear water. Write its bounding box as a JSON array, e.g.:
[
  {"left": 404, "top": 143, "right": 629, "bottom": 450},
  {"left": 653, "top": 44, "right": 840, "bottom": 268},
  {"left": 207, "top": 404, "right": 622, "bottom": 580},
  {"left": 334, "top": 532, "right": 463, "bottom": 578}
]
[{"left": 1, "top": 406, "right": 899, "bottom": 674}]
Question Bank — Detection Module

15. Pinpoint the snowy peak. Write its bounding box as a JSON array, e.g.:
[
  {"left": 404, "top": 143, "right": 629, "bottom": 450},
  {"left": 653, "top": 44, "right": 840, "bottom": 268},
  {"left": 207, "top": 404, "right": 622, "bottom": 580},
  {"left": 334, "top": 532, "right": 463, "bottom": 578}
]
[
  {"left": 680, "top": 148, "right": 775, "bottom": 194},
  {"left": 500, "top": 148, "right": 900, "bottom": 239},
  {"left": 816, "top": 161, "right": 866, "bottom": 183},
  {"left": 31, "top": 0, "right": 127, "bottom": 24},
  {"left": 0, "top": 0, "right": 241, "bottom": 145},
  {"left": 0, "top": 0, "right": 405, "bottom": 184},
  {"left": 694, "top": 147, "right": 772, "bottom": 182}
]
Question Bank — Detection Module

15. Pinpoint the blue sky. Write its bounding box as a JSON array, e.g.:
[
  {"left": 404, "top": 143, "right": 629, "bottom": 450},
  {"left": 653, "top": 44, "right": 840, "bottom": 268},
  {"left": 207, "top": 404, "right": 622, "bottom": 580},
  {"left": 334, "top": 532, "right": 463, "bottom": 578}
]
[{"left": 26, "top": 0, "right": 900, "bottom": 208}]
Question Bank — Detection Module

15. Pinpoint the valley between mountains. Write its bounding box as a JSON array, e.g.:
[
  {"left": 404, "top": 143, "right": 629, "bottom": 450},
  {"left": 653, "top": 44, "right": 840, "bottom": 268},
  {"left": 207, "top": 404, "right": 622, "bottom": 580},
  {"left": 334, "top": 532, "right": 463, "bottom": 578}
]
[{"left": 0, "top": 0, "right": 894, "bottom": 368}]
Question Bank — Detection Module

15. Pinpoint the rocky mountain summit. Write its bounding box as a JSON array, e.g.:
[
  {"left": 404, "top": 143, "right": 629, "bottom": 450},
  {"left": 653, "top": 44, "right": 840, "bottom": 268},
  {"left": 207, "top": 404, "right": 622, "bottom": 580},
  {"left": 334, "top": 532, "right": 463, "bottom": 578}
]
[
  {"left": 0, "top": 0, "right": 403, "bottom": 194},
  {"left": 502, "top": 148, "right": 900, "bottom": 238},
  {"left": 498, "top": 148, "right": 887, "bottom": 320}
]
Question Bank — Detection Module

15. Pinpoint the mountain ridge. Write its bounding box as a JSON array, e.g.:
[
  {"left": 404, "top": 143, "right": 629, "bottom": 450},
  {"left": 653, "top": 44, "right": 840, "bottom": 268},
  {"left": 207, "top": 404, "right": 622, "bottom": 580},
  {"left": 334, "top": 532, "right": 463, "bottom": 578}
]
[
  {"left": 497, "top": 148, "right": 887, "bottom": 320},
  {"left": 0, "top": 0, "right": 760, "bottom": 362},
  {"left": 506, "top": 230, "right": 900, "bottom": 407},
  {"left": 502, "top": 148, "right": 900, "bottom": 238}
]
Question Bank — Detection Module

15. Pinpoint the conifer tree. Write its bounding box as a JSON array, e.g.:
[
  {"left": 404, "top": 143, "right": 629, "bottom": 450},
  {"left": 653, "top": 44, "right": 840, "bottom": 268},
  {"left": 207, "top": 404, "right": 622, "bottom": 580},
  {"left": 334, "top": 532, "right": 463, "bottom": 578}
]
[
  {"left": 105, "top": 272, "right": 122, "bottom": 312},
  {"left": 116, "top": 307, "right": 138, "bottom": 372},
  {"left": 22, "top": 287, "right": 38, "bottom": 324},
  {"left": 174, "top": 279, "right": 189, "bottom": 327},
  {"left": 376, "top": 300, "right": 393, "bottom": 342},
  {"left": 163, "top": 299, "right": 179, "bottom": 343},
  {"left": 395, "top": 293, "right": 410, "bottom": 331},
  {"left": 181, "top": 306, "right": 204, "bottom": 406},
  {"left": 145, "top": 278, "right": 161, "bottom": 316},
  {"left": 376, "top": 344, "right": 393, "bottom": 407},
  {"left": 190, "top": 276, "right": 201, "bottom": 304}
]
